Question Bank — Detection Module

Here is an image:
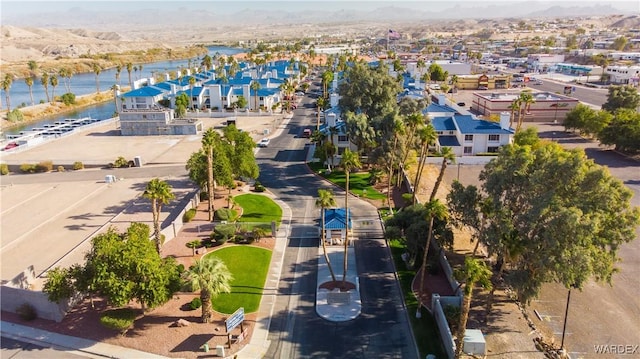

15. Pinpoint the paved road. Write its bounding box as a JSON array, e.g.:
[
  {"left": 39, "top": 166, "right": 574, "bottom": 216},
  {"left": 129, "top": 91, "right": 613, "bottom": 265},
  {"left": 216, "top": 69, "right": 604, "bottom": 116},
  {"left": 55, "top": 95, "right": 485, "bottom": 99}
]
[
  {"left": 261, "top": 95, "right": 419, "bottom": 358},
  {"left": 1, "top": 336, "right": 91, "bottom": 359}
]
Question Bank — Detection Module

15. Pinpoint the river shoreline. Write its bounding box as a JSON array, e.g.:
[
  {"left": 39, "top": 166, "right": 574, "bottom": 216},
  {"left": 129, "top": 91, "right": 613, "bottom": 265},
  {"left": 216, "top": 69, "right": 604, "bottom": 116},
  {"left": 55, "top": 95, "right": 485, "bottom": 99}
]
[{"left": 1, "top": 91, "right": 114, "bottom": 131}]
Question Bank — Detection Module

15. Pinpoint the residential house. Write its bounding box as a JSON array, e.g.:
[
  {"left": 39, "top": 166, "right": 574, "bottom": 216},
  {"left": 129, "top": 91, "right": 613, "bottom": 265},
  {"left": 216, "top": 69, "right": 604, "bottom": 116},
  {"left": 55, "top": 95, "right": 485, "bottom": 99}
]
[{"left": 426, "top": 94, "right": 515, "bottom": 156}]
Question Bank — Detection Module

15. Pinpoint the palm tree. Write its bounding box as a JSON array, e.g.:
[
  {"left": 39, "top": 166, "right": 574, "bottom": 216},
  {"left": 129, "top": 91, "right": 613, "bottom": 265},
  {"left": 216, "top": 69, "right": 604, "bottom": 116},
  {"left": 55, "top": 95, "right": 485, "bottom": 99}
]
[
  {"left": 416, "top": 199, "right": 448, "bottom": 318},
  {"left": 185, "top": 256, "right": 233, "bottom": 323},
  {"left": 2, "top": 73, "right": 13, "bottom": 112},
  {"left": 516, "top": 91, "right": 535, "bottom": 131},
  {"left": 316, "top": 189, "right": 338, "bottom": 283},
  {"left": 202, "top": 128, "right": 220, "bottom": 221},
  {"left": 115, "top": 63, "right": 122, "bottom": 86},
  {"left": 40, "top": 72, "right": 50, "bottom": 103},
  {"left": 250, "top": 80, "right": 261, "bottom": 111},
  {"left": 412, "top": 124, "right": 437, "bottom": 204},
  {"left": 328, "top": 126, "right": 340, "bottom": 166},
  {"left": 92, "top": 63, "right": 102, "bottom": 93},
  {"left": 126, "top": 62, "right": 133, "bottom": 89},
  {"left": 25, "top": 76, "right": 35, "bottom": 106},
  {"left": 416, "top": 59, "right": 426, "bottom": 77},
  {"left": 143, "top": 178, "right": 175, "bottom": 255},
  {"left": 315, "top": 97, "right": 326, "bottom": 130},
  {"left": 321, "top": 70, "right": 334, "bottom": 99},
  {"left": 508, "top": 99, "right": 521, "bottom": 128},
  {"left": 189, "top": 76, "right": 196, "bottom": 110},
  {"left": 201, "top": 54, "right": 213, "bottom": 72},
  {"left": 27, "top": 60, "right": 38, "bottom": 77},
  {"left": 429, "top": 146, "right": 456, "bottom": 202},
  {"left": 49, "top": 74, "right": 58, "bottom": 102},
  {"left": 455, "top": 257, "right": 492, "bottom": 358},
  {"left": 339, "top": 149, "right": 361, "bottom": 287},
  {"left": 138, "top": 64, "right": 143, "bottom": 79}
]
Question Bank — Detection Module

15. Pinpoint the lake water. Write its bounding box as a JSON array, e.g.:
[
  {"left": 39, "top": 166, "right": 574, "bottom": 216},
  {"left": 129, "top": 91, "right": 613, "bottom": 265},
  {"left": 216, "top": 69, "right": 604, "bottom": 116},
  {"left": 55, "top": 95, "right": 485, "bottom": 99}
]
[{"left": 4, "top": 46, "right": 244, "bottom": 135}]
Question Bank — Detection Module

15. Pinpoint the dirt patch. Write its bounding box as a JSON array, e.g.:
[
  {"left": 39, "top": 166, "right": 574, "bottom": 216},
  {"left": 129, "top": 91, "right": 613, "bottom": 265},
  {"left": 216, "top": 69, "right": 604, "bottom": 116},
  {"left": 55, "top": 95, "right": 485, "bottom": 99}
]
[{"left": 318, "top": 280, "right": 356, "bottom": 292}]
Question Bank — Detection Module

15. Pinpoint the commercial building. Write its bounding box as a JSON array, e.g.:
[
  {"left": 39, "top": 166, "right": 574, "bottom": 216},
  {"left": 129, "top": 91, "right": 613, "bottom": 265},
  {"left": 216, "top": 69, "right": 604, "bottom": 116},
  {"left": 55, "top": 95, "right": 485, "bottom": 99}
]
[{"left": 471, "top": 91, "right": 579, "bottom": 123}]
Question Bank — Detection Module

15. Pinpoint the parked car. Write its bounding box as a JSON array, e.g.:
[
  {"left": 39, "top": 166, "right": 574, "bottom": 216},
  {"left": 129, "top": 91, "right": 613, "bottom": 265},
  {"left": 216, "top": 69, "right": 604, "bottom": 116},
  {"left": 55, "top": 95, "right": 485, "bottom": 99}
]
[
  {"left": 2, "top": 142, "right": 19, "bottom": 151},
  {"left": 295, "top": 91, "right": 305, "bottom": 96},
  {"left": 302, "top": 129, "right": 312, "bottom": 138},
  {"left": 534, "top": 80, "right": 543, "bottom": 85},
  {"left": 478, "top": 85, "right": 488, "bottom": 90},
  {"left": 257, "top": 138, "right": 270, "bottom": 148},
  {"left": 457, "top": 102, "right": 466, "bottom": 107},
  {"left": 429, "top": 84, "right": 441, "bottom": 90}
]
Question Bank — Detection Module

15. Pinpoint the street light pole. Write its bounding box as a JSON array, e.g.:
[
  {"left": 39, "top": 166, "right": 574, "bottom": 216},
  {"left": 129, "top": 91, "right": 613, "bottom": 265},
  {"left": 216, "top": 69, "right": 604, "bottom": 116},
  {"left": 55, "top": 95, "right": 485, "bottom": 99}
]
[{"left": 560, "top": 287, "right": 572, "bottom": 351}]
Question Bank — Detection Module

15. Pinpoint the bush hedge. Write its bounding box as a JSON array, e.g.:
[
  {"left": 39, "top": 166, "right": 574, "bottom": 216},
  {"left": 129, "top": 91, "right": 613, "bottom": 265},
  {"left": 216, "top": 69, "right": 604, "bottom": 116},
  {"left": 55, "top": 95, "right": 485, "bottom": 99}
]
[
  {"left": 0, "top": 163, "right": 9, "bottom": 175},
  {"left": 182, "top": 208, "right": 197, "bottom": 223},
  {"left": 72, "top": 161, "right": 84, "bottom": 170},
  {"left": 189, "top": 297, "right": 202, "bottom": 310},
  {"left": 215, "top": 208, "right": 237, "bottom": 221}
]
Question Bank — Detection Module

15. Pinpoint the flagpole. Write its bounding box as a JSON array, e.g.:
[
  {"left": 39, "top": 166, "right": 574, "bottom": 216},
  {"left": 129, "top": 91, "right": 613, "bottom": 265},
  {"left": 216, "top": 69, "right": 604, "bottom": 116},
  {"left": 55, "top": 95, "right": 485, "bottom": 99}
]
[{"left": 386, "top": 29, "right": 389, "bottom": 52}]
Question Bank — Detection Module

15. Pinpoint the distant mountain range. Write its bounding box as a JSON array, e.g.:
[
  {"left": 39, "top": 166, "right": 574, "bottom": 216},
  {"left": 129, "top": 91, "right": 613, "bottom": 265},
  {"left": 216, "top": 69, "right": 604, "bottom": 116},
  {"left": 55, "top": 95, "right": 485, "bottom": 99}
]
[{"left": 1, "top": 3, "right": 636, "bottom": 29}]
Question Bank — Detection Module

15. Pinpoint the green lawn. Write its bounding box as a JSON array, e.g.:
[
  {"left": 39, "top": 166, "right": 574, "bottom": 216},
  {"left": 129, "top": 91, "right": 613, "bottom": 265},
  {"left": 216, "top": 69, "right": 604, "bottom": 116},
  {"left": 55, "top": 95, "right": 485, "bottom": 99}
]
[
  {"left": 307, "top": 162, "right": 385, "bottom": 200},
  {"left": 234, "top": 193, "right": 282, "bottom": 226},
  {"left": 207, "top": 246, "right": 272, "bottom": 314},
  {"left": 389, "top": 239, "right": 446, "bottom": 358}
]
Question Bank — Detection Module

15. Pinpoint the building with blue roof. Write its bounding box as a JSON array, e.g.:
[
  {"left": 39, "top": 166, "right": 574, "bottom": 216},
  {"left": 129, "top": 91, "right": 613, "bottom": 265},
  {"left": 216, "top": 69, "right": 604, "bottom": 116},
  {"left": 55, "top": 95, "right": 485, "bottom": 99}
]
[{"left": 322, "top": 208, "right": 353, "bottom": 245}]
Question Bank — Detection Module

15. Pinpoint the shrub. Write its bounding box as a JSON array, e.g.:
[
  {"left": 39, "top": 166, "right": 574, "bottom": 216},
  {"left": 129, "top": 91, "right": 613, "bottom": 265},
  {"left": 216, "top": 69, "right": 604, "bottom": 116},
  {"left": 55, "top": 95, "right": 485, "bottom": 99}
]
[
  {"left": 113, "top": 156, "right": 129, "bottom": 168},
  {"left": 189, "top": 297, "right": 202, "bottom": 310},
  {"left": 100, "top": 308, "right": 136, "bottom": 334},
  {"left": 254, "top": 181, "right": 266, "bottom": 192},
  {"left": 182, "top": 208, "right": 197, "bottom": 223},
  {"left": 215, "top": 208, "right": 237, "bottom": 221},
  {"left": 19, "top": 163, "right": 37, "bottom": 173},
  {"left": 35, "top": 161, "right": 54, "bottom": 173},
  {"left": 16, "top": 303, "right": 37, "bottom": 321},
  {"left": 7, "top": 109, "right": 24, "bottom": 123},
  {"left": 0, "top": 163, "right": 9, "bottom": 175},
  {"left": 199, "top": 191, "right": 209, "bottom": 201},
  {"left": 212, "top": 224, "right": 236, "bottom": 243},
  {"left": 72, "top": 161, "right": 84, "bottom": 170},
  {"left": 60, "top": 92, "right": 76, "bottom": 105},
  {"left": 57, "top": 165, "right": 65, "bottom": 172}
]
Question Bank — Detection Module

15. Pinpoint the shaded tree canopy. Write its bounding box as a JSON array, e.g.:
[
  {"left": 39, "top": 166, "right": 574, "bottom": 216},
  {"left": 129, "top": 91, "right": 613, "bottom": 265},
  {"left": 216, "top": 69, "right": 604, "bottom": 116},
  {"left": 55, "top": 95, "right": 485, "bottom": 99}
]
[{"left": 447, "top": 138, "right": 640, "bottom": 304}]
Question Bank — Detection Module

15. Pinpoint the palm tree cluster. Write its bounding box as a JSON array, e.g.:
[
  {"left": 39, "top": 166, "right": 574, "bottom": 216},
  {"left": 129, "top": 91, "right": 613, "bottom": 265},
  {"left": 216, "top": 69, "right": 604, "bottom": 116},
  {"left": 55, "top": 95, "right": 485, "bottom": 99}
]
[{"left": 508, "top": 90, "right": 536, "bottom": 131}]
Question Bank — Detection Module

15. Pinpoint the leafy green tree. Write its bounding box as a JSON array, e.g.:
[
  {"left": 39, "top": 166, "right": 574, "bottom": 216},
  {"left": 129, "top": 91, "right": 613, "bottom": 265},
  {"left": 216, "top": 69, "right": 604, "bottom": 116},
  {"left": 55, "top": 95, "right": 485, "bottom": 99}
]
[
  {"left": 143, "top": 178, "right": 175, "bottom": 255},
  {"left": 234, "top": 95, "right": 247, "bottom": 110},
  {"left": 175, "top": 92, "right": 189, "bottom": 118},
  {"left": 428, "top": 63, "right": 447, "bottom": 82},
  {"left": 338, "top": 61, "right": 402, "bottom": 119},
  {"left": 513, "top": 126, "right": 541, "bottom": 147},
  {"left": 345, "top": 111, "right": 377, "bottom": 156},
  {"left": 185, "top": 256, "right": 232, "bottom": 323},
  {"left": 454, "top": 257, "right": 492, "bottom": 358},
  {"left": 316, "top": 189, "right": 338, "bottom": 282},
  {"left": 611, "top": 36, "right": 628, "bottom": 51},
  {"left": 85, "top": 224, "right": 180, "bottom": 310},
  {"left": 601, "top": 85, "right": 640, "bottom": 113},
  {"left": 448, "top": 140, "right": 640, "bottom": 304},
  {"left": 597, "top": 109, "right": 640, "bottom": 153},
  {"left": 43, "top": 267, "right": 75, "bottom": 302},
  {"left": 339, "top": 149, "right": 361, "bottom": 287},
  {"left": 222, "top": 125, "right": 259, "bottom": 181}
]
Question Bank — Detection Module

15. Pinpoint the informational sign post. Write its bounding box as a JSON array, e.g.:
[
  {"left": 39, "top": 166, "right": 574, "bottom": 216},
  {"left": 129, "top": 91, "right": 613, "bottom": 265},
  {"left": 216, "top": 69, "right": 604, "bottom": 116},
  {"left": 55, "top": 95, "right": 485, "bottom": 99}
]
[{"left": 225, "top": 307, "right": 245, "bottom": 348}]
